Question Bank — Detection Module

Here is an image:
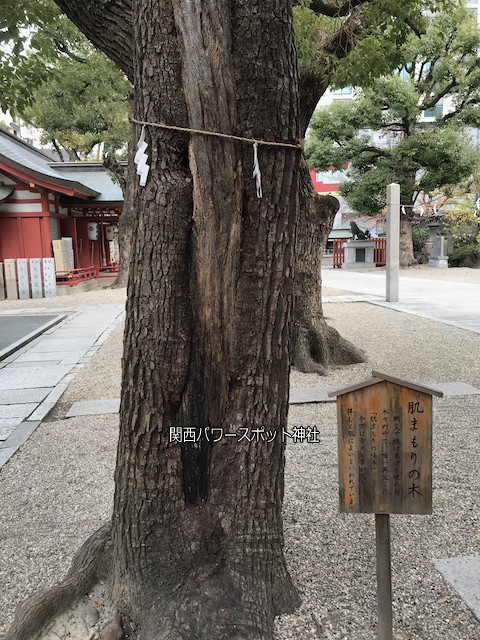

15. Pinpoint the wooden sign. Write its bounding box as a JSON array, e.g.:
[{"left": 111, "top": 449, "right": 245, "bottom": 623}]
[{"left": 331, "top": 371, "right": 443, "bottom": 515}]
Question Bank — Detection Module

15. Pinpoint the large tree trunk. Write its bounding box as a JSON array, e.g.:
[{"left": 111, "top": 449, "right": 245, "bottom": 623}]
[
  {"left": 400, "top": 210, "right": 417, "bottom": 268},
  {"left": 6, "top": 1, "right": 300, "bottom": 639},
  {"left": 292, "top": 166, "right": 365, "bottom": 373},
  {"left": 111, "top": 1, "right": 301, "bottom": 635},
  {"left": 292, "top": 69, "right": 365, "bottom": 373}
]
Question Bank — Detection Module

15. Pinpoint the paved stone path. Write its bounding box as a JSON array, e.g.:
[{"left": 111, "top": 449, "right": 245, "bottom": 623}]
[
  {"left": 0, "top": 315, "right": 61, "bottom": 352},
  {"left": 322, "top": 269, "right": 480, "bottom": 333},
  {"left": 0, "top": 304, "right": 124, "bottom": 468},
  {"left": 434, "top": 557, "right": 480, "bottom": 622}
]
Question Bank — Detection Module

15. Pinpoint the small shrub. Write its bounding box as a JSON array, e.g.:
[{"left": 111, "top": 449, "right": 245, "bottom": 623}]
[
  {"left": 449, "top": 243, "right": 480, "bottom": 268},
  {"left": 412, "top": 227, "right": 429, "bottom": 261}
]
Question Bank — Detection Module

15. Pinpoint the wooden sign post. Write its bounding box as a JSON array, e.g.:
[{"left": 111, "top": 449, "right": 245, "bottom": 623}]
[{"left": 329, "top": 371, "right": 443, "bottom": 639}]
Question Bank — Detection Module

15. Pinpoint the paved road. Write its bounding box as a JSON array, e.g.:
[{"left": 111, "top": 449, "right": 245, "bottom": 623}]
[
  {"left": 322, "top": 268, "right": 480, "bottom": 333},
  {"left": 0, "top": 304, "right": 125, "bottom": 463},
  {"left": 0, "top": 315, "right": 60, "bottom": 351}
]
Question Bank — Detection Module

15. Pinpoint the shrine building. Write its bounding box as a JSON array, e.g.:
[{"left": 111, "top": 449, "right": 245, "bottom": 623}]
[{"left": 0, "top": 127, "right": 123, "bottom": 287}]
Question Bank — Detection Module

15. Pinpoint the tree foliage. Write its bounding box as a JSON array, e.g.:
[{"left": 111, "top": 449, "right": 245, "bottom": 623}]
[
  {"left": 443, "top": 201, "right": 480, "bottom": 246},
  {"left": 1, "top": 0, "right": 59, "bottom": 113},
  {"left": 305, "top": 2, "right": 480, "bottom": 217},
  {"left": 22, "top": 45, "right": 130, "bottom": 159},
  {"left": 293, "top": 0, "right": 438, "bottom": 90},
  {"left": 1, "top": 0, "right": 130, "bottom": 162}
]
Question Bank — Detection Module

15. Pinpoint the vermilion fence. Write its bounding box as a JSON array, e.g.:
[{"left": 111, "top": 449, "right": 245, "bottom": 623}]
[
  {"left": 56, "top": 266, "right": 96, "bottom": 286},
  {"left": 374, "top": 238, "right": 386, "bottom": 266},
  {"left": 333, "top": 238, "right": 387, "bottom": 268},
  {"left": 98, "top": 261, "right": 120, "bottom": 277}
]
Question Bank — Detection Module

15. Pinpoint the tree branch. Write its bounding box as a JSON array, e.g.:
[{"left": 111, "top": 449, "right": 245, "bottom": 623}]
[
  {"left": 53, "top": 38, "right": 88, "bottom": 63},
  {"left": 420, "top": 78, "right": 457, "bottom": 111},
  {"left": 321, "top": 9, "right": 364, "bottom": 59},
  {"left": 440, "top": 97, "right": 477, "bottom": 123},
  {"left": 52, "top": 0, "right": 133, "bottom": 81},
  {"left": 359, "top": 145, "right": 392, "bottom": 158},
  {"left": 405, "top": 17, "right": 425, "bottom": 38},
  {"left": 103, "top": 148, "right": 127, "bottom": 193},
  {"left": 421, "top": 59, "right": 480, "bottom": 111},
  {"left": 308, "top": 0, "right": 372, "bottom": 18},
  {"left": 298, "top": 8, "right": 366, "bottom": 133},
  {"left": 418, "top": 55, "right": 440, "bottom": 93}
]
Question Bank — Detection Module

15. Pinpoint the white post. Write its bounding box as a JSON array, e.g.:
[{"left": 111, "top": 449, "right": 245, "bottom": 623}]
[{"left": 386, "top": 183, "right": 400, "bottom": 302}]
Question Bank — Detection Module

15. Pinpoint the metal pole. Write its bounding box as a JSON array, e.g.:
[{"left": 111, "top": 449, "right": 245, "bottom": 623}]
[
  {"left": 375, "top": 513, "right": 393, "bottom": 640},
  {"left": 386, "top": 183, "right": 400, "bottom": 302}
]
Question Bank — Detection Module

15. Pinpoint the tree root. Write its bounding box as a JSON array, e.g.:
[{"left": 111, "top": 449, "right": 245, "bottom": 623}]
[
  {"left": 324, "top": 323, "right": 365, "bottom": 367},
  {"left": 292, "top": 318, "right": 366, "bottom": 374},
  {"left": 5, "top": 523, "right": 112, "bottom": 640}
]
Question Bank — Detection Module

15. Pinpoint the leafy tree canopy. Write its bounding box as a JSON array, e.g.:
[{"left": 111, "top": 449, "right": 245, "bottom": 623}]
[
  {"left": 305, "top": 2, "right": 480, "bottom": 217},
  {"left": 1, "top": 0, "right": 130, "bottom": 159},
  {"left": 293, "top": 0, "right": 441, "bottom": 89},
  {"left": 1, "top": 0, "right": 59, "bottom": 113},
  {"left": 23, "top": 47, "right": 130, "bottom": 160}
]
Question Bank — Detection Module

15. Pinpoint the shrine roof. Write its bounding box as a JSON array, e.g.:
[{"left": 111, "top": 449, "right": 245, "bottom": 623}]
[
  {"left": 0, "top": 128, "right": 100, "bottom": 198},
  {"left": 328, "top": 371, "right": 444, "bottom": 398}
]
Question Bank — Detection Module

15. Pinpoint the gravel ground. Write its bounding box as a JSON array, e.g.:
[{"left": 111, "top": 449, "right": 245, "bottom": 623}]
[
  {"left": 0, "top": 285, "right": 479, "bottom": 639},
  {"left": 0, "top": 287, "right": 126, "bottom": 312}
]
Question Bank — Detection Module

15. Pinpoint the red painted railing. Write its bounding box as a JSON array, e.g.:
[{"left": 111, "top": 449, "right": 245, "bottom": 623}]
[
  {"left": 332, "top": 238, "right": 387, "bottom": 268},
  {"left": 56, "top": 266, "right": 96, "bottom": 286},
  {"left": 333, "top": 239, "right": 345, "bottom": 268},
  {"left": 97, "top": 261, "right": 120, "bottom": 277},
  {"left": 374, "top": 237, "right": 386, "bottom": 266}
]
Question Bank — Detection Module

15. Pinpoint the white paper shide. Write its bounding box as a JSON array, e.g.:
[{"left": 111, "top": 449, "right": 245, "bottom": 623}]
[{"left": 134, "top": 125, "right": 150, "bottom": 187}]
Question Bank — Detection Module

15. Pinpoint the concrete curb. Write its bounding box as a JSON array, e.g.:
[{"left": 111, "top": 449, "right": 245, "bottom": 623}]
[
  {"left": 0, "top": 308, "right": 125, "bottom": 470},
  {"left": 0, "top": 314, "right": 67, "bottom": 362}
]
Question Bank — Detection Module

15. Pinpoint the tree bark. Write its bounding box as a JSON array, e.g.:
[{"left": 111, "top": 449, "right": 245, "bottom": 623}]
[
  {"left": 110, "top": 0, "right": 301, "bottom": 637},
  {"left": 400, "top": 210, "right": 417, "bottom": 268},
  {"left": 292, "top": 168, "right": 365, "bottom": 373},
  {"left": 52, "top": 0, "right": 133, "bottom": 81},
  {"left": 50, "top": 0, "right": 364, "bottom": 371},
  {"left": 8, "top": 1, "right": 301, "bottom": 637},
  {"left": 5, "top": 3, "right": 364, "bottom": 639},
  {"left": 292, "top": 69, "right": 365, "bottom": 373}
]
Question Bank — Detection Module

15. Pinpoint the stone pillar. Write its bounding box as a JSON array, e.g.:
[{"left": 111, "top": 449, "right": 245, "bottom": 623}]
[
  {"left": 17, "top": 258, "right": 30, "bottom": 300},
  {"left": 42, "top": 258, "right": 57, "bottom": 297},
  {"left": 30, "top": 258, "right": 43, "bottom": 298},
  {"left": 428, "top": 234, "right": 448, "bottom": 268},
  {"left": 343, "top": 240, "right": 376, "bottom": 269},
  {"left": 386, "top": 183, "right": 400, "bottom": 302},
  {"left": 0, "top": 263, "right": 5, "bottom": 301},
  {"left": 4, "top": 259, "right": 18, "bottom": 300}
]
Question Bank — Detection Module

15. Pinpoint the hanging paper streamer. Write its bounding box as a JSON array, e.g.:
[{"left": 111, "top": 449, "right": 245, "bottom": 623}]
[
  {"left": 252, "top": 142, "right": 263, "bottom": 199},
  {"left": 134, "top": 125, "right": 150, "bottom": 187}
]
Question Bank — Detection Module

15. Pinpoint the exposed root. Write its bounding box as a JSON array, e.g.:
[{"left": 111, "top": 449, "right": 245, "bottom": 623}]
[
  {"left": 99, "top": 616, "right": 124, "bottom": 640},
  {"left": 324, "top": 324, "right": 365, "bottom": 367},
  {"left": 6, "top": 523, "right": 112, "bottom": 640},
  {"left": 292, "top": 319, "right": 366, "bottom": 374},
  {"left": 110, "top": 271, "right": 128, "bottom": 289}
]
